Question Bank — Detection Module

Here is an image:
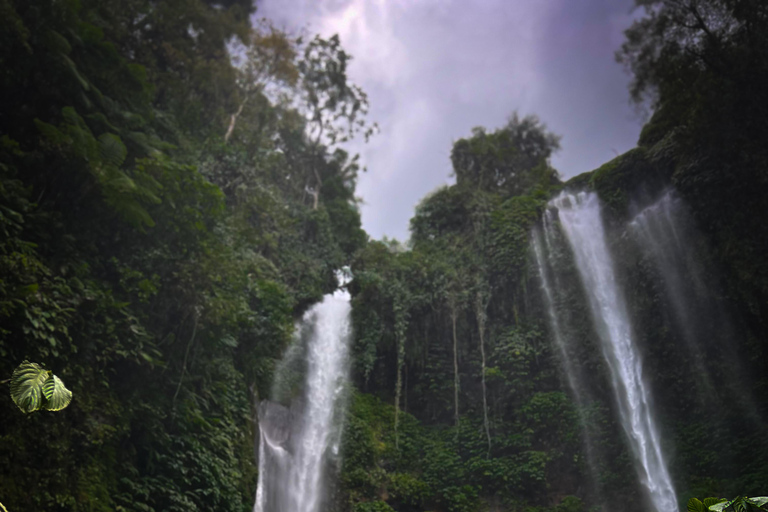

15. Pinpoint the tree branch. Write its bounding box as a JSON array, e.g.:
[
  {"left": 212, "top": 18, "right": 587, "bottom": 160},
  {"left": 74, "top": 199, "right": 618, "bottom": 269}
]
[
  {"left": 173, "top": 312, "right": 199, "bottom": 407},
  {"left": 224, "top": 95, "right": 250, "bottom": 143}
]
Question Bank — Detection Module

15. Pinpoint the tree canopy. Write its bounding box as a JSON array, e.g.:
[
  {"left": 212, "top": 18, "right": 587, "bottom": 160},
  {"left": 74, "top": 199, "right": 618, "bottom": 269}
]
[{"left": 451, "top": 113, "right": 560, "bottom": 195}]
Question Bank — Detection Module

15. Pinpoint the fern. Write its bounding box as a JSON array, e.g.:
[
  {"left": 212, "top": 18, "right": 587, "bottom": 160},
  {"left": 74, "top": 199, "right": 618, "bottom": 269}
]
[{"left": 99, "top": 133, "right": 127, "bottom": 168}]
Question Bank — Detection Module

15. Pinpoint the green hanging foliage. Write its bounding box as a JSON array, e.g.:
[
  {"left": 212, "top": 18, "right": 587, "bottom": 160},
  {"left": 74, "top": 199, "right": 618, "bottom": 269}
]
[
  {"left": 8, "top": 361, "right": 72, "bottom": 413},
  {"left": 34, "top": 107, "right": 162, "bottom": 228}
]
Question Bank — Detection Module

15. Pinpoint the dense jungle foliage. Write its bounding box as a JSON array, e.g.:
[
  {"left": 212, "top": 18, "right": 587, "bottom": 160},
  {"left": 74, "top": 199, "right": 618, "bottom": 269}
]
[
  {"left": 1, "top": 0, "right": 767, "bottom": 512},
  {"left": 0, "top": 0, "right": 370, "bottom": 509}
]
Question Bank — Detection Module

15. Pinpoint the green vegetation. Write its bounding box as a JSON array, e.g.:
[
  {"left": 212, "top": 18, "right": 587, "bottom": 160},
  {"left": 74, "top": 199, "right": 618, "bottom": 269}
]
[
  {"left": 342, "top": 116, "right": 599, "bottom": 512},
  {"left": 688, "top": 496, "right": 768, "bottom": 512},
  {"left": 340, "top": 392, "right": 585, "bottom": 512},
  {"left": 0, "top": 0, "right": 368, "bottom": 510}
]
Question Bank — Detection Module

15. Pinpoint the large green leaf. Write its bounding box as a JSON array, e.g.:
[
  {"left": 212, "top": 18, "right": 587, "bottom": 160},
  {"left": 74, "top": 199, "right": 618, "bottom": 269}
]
[
  {"left": 709, "top": 501, "right": 731, "bottom": 512},
  {"left": 10, "top": 361, "right": 50, "bottom": 413},
  {"left": 705, "top": 498, "right": 728, "bottom": 509},
  {"left": 689, "top": 498, "right": 705, "bottom": 512},
  {"left": 42, "top": 374, "right": 72, "bottom": 411},
  {"left": 9, "top": 361, "right": 72, "bottom": 413},
  {"left": 34, "top": 119, "right": 68, "bottom": 146},
  {"left": 747, "top": 498, "right": 768, "bottom": 508}
]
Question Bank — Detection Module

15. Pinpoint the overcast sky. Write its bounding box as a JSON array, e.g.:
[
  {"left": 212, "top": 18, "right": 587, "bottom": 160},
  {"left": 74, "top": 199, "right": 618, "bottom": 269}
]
[{"left": 256, "top": 0, "right": 643, "bottom": 241}]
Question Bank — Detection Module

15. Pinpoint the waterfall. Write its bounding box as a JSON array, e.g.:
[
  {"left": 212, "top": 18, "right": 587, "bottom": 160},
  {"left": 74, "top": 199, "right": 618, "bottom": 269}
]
[
  {"left": 532, "top": 225, "right": 583, "bottom": 406},
  {"left": 629, "top": 191, "right": 714, "bottom": 398},
  {"left": 532, "top": 224, "right": 609, "bottom": 511},
  {"left": 254, "top": 287, "right": 352, "bottom": 512},
  {"left": 629, "top": 190, "right": 762, "bottom": 423},
  {"left": 549, "top": 191, "right": 677, "bottom": 512}
]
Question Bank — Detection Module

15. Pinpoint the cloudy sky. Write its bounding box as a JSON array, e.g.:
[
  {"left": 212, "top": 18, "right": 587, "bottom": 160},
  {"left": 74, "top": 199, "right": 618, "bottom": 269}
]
[{"left": 256, "top": 0, "right": 643, "bottom": 241}]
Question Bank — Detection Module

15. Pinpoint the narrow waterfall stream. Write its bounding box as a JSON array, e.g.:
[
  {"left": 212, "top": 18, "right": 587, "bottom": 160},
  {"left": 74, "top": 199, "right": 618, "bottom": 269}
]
[
  {"left": 549, "top": 191, "right": 677, "bottom": 512},
  {"left": 532, "top": 225, "right": 609, "bottom": 511},
  {"left": 254, "top": 288, "right": 352, "bottom": 512}
]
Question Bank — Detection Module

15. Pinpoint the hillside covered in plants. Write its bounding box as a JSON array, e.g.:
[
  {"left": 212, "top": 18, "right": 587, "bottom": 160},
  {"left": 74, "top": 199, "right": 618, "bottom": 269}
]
[
  {"left": 0, "top": 0, "right": 370, "bottom": 509},
  {"left": 1, "top": 1, "right": 767, "bottom": 512}
]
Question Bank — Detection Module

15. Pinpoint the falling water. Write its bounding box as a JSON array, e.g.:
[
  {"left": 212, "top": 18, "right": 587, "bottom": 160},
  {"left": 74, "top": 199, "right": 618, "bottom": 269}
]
[
  {"left": 532, "top": 224, "right": 608, "bottom": 511},
  {"left": 551, "top": 191, "right": 677, "bottom": 512},
  {"left": 629, "top": 190, "right": 762, "bottom": 423},
  {"left": 254, "top": 287, "right": 352, "bottom": 512},
  {"left": 629, "top": 192, "right": 707, "bottom": 339},
  {"left": 532, "top": 226, "right": 583, "bottom": 405},
  {"left": 629, "top": 191, "right": 713, "bottom": 396}
]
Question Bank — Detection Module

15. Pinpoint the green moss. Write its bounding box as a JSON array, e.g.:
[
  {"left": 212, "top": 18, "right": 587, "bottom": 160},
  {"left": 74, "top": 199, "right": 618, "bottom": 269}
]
[{"left": 562, "top": 147, "right": 670, "bottom": 216}]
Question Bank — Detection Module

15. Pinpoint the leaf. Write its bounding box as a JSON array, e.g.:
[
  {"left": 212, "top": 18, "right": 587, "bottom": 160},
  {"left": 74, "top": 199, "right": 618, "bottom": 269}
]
[
  {"left": 99, "top": 133, "right": 127, "bottom": 168},
  {"left": 86, "top": 112, "right": 120, "bottom": 133},
  {"left": 62, "top": 106, "right": 85, "bottom": 128},
  {"left": 10, "top": 361, "right": 51, "bottom": 413},
  {"left": 710, "top": 501, "right": 733, "bottom": 512},
  {"left": 9, "top": 361, "right": 72, "bottom": 413},
  {"left": 42, "top": 374, "right": 73, "bottom": 411},
  {"left": 220, "top": 335, "right": 238, "bottom": 348},
  {"left": 705, "top": 498, "right": 728, "bottom": 509},
  {"left": 44, "top": 29, "right": 71, "bottom": 54},
  {"left": 746, "top": 498, "right": 768, "bottom": 508},
  {"left": 689, "top": 498, "right": 705, "bottom": 512},
  {"left": 61, "top": 54, "right": 90, "bottom": 90},
  {"left": 34, "top": 119, "right": 68, "bottom": 146},
  {"left": 107, "top": 199, "right": 155, "bottom": 228},
  {"left": 18, "top": 283, "right": 39, "bottom": 296}
]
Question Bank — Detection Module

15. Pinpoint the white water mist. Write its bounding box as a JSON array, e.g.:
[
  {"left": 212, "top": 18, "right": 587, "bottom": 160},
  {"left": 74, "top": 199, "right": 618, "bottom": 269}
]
[
  {"left": 629, "top": 192, "right": 712, "bottom": 392},
  {"left": 629, "top": 190, "right": 762, "bottom": 425},
  {"left": 551, "top": 191, "right": 677, "bottom": 512}
]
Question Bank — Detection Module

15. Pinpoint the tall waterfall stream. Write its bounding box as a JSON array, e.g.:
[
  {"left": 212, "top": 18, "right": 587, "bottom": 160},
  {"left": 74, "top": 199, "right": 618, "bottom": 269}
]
[
  {"left": 254, "top": 288, "right": 352, "bottom": 512},
  {"left": 544, "top": 191, "right": 678, "bottom": 512}
]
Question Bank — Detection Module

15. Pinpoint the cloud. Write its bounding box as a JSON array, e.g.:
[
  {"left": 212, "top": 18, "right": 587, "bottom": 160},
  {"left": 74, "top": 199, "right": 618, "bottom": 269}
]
[{"left": 256, "top": 0, "right": 642, "bottom": 241}]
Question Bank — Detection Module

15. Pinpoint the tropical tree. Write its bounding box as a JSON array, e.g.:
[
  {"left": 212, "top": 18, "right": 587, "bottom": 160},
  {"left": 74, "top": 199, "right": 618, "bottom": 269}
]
[{"left": 451, "top": 113, "right": 560, "bottom": 195}]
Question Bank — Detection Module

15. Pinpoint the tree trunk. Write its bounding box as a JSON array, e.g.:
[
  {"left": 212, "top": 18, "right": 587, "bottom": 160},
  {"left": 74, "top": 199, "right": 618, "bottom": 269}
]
[
  {"left": 394, "top": 296, "right": 406, "bottom": 449},
  {"left": 451, "top": 302, "right": 460, "bottom": 435},
  {"left": 476, "top": 292, "right": 491, "bottom": 457},
  {"left": 394, "top": 334, "right": 403, "bottom": 448},
  {"left": 224, "top": 96, "right": 249, "bottom": 143},
  {"left": 311, "top": 166, "right": 322, "bottom": 210},
  {"left": 404, "top": 362, "right": 408, "bottom": 414}
]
